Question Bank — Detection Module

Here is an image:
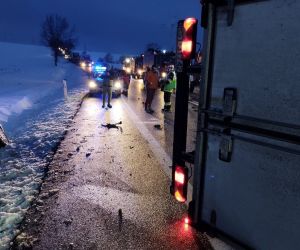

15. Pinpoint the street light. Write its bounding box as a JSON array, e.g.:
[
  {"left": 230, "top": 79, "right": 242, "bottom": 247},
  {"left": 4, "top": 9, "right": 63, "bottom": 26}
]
[{"left": 125, "top": 58, "right": 130, "bottom": 63}]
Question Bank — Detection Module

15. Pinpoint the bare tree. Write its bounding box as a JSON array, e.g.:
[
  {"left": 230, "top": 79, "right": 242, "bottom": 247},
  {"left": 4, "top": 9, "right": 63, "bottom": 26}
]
[{"left": 41, "top": 15, "right": 76, "bottom": 66}]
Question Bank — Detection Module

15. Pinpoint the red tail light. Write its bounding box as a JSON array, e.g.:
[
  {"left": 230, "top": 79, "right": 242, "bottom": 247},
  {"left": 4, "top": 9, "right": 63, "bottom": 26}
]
[
  {"left": 174, "top": 165, "right": 188, "bottom": 202},
  {"left": 182, "top": 39, "right": 193, "bottom": 59},
  {"left": 181, "top": 17, "right": 198, "bottom": 60},
  {"left": 175, "top": 168, "right": 185, "bottom": 184}
]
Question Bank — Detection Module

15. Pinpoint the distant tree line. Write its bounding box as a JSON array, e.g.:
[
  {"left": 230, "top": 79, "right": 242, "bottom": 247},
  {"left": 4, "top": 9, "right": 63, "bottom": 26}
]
[{"left": 41, "top": 15, "right": 77, "bottom": 66}]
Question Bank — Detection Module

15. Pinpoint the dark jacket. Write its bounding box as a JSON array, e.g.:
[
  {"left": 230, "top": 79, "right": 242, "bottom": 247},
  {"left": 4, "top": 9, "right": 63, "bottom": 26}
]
[
  {"left": 102, "top": 71, "right": 114, "bottom": 87},
  {"left": 145, "top": 70, "right": 159, "bottom": 90}
]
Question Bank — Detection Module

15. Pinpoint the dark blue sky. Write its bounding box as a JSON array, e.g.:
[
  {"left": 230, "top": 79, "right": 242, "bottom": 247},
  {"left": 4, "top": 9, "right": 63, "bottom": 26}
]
[{"left": 0, "top": 0, "right": 202, "bottom": 54}]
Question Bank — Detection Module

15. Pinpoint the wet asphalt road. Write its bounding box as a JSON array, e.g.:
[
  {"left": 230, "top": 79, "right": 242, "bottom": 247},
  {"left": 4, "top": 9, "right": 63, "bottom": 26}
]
[
  {"left": 13, "top": 80, "right": 211, "bottom": 249},
  {"left": 125, "top": 79, "right": 198, "bottom": 158}
]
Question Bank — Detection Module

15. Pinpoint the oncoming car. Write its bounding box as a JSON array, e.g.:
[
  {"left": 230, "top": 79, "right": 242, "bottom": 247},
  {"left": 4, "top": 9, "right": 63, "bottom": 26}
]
[
  {"left": 135, "top": 68, "right": 144, "bottom": 79},
  {"left": 87, "top": 77, "right": 123, "bottom": 97}
]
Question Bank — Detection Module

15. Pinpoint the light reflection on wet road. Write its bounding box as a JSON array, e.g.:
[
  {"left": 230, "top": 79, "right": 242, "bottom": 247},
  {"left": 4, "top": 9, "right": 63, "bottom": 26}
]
[{"left": 124, "top": 79, "right": 198, "bottom": 158}]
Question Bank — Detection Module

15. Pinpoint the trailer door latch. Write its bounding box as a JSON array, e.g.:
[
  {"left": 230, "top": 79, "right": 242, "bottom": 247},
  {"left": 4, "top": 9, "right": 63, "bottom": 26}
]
[
  {"left": 219, "top": 131, "right": 233, "bottom": 162},
  {"left": 223, "top": 87, "right": 237, "bottom": 118}
]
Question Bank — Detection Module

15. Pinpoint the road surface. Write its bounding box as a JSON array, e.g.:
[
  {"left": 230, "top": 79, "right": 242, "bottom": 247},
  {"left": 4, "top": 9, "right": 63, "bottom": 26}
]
[{"left": 12, "top": 80, "right": 214, "bottom": 250}]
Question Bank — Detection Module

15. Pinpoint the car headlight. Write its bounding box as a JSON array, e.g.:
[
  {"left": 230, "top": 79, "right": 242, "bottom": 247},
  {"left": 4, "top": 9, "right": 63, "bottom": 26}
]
[
  {"left": 89, "top": 80, "right": 97, "bottom": 89},
  {"left": 114, "top": 81, "right": 121, "bottom": 89}
]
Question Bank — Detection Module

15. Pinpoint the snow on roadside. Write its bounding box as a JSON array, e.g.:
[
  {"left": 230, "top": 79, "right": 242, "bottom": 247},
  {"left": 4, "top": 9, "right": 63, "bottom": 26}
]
[
  {"left": 0, "top": 42, "right": 80, "bottom": 126},
  {"left": 0, "top": 90, "right": 85, "bottom": 249},
  {"left": 0, "top": 42, "right": 88, "bottom": 249}
]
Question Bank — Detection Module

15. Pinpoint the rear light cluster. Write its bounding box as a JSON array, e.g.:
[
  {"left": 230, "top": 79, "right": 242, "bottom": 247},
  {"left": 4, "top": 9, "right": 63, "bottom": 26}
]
[
  {"left": 181, "top": 17, "right": 198, "bottom": 60},
  {"left": 174, "top": 165, "right": 188, "bottom": 203}
]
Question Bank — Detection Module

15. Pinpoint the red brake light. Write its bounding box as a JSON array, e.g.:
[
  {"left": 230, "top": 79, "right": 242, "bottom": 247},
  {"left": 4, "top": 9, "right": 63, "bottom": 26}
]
[
  {"left": 184, "top": 217, "right": 189, "bottom": 224},
  {"left": 181, "top": 39, "right": 193, "bottom": 59},
  {"left": 175, "top": 168, "right": 185, "bottom": 184}
]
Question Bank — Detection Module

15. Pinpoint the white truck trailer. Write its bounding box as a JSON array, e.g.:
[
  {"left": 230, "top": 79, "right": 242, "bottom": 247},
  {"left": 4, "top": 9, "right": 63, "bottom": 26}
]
[{"left": 174, "top": 1, "right": 300, "bottom": 249}]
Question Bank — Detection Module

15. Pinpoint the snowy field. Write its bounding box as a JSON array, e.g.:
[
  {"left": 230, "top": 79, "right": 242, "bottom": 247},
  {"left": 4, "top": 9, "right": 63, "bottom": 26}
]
[{"left": 0, "top": 42, "right": 88, "bottom": 249}]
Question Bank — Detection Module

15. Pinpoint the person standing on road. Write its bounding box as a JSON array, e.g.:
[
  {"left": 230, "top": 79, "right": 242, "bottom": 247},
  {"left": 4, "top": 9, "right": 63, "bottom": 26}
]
[
  {"left": 122, "top": 70, "right": 130, "bottom": 96},
  {"left": 144, "top": 65, "right": 159, "bottom": 113},
  {"left": 161, "top": 71, "right": 176, "bottom": 112},
  {"left": 101, "top": 68, "right": 114, "bottom": 108},
  {"left": 143, "top": 66, "right": 150, "bottom": 89}
]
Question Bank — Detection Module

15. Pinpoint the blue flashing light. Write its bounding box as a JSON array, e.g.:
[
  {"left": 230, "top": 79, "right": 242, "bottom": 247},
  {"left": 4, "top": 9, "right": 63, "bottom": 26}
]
[{"left": 94, "top": 65, "right": 107, "bottom": 72}]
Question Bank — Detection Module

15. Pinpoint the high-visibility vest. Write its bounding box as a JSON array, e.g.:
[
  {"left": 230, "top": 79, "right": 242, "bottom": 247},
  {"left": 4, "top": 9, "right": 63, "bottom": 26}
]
[{"left": 164, "top": 79, "right": 176, "bottom": 92}]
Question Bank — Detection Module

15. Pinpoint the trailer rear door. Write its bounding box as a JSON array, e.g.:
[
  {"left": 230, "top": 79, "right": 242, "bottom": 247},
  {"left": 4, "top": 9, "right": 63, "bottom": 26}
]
[{"left": 194, "top": 1, "right": 300, "bottom": 249}]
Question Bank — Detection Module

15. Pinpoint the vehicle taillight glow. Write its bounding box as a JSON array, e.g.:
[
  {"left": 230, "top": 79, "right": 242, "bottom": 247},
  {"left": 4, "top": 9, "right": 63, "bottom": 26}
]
[
  {"left": 184, "top": 18, "right": 197, "bottom": 31},
  {"left": 181, "top": 39, "right": 193, "bottom": 58},
  {"left": 175, "top": 190, "right": 186, "bottom": 202},
  {"left": 175, "top": 170, "right": 185, "bottom": 184},
  {"left": 181, "top": 17, "right": 198, "bottom": 60},
  {"left": 184, "top": 217, "right": 189, "bottom": 224},
  {"left": 173, "top": 165, "right": 188, "bottom": 203}
]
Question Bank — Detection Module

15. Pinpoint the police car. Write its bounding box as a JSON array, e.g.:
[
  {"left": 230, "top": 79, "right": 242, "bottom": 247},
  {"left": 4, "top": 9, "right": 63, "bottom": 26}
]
[{"left": 88, "top": 66, "right": 123, "bottom": 97}]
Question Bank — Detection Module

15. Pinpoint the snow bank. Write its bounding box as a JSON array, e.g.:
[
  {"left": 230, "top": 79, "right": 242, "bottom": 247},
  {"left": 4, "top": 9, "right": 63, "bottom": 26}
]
[
  {"left": 0, "top": 42, "right": 84, "bottom": 127},
  {"left": 0, "top": 42, "right": 88, "bottom": 249}
]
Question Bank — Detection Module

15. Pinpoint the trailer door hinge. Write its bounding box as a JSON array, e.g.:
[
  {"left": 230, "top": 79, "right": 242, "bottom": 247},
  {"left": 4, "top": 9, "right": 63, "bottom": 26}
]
[
  {"left": 201, "top": 0, "right": 235, "bottom": 27},
  {"left": 227, "top": 0, "right": 235, "bottom": 26},
  {"left": 223, "top": 87, "right": 237, "bottom": 118}
]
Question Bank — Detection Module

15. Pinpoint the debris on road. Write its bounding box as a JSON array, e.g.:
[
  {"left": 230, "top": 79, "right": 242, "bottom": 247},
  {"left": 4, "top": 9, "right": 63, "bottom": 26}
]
[
  {"left": 118, "top": 209, "right": 123, "bottom": 231},
  {"left": 63, "top": 219, "right": 73, "bottom": 226},
  {"left": 48, "top": 189, "right": 60, "bottom": 196},
  {"left": 154, "top": 124, "right": 162, "bottom": 130},
  {"left": 36, "top": 199, "right": 44, "bottom": 206},
  {"left": 101, "top": 121, "right": 122, "bottom": 130},
  {"left": 14, "top": 232, "right": 37, "bottom": 249},
  {"left": 39, "top": 193, "right": 49, "bottom": 200},
  {"left": 101, "top": 121, "right": 123, "bottom": 133}
]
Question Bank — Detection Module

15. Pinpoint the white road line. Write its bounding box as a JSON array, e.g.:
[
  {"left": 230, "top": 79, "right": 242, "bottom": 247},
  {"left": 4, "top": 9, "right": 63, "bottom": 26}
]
[
  {"left": 121, "top": 97, "right": 193, "bottom": 204},
  {"left": 121, "top": 97, "right": 172, "bottom": 177}
]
